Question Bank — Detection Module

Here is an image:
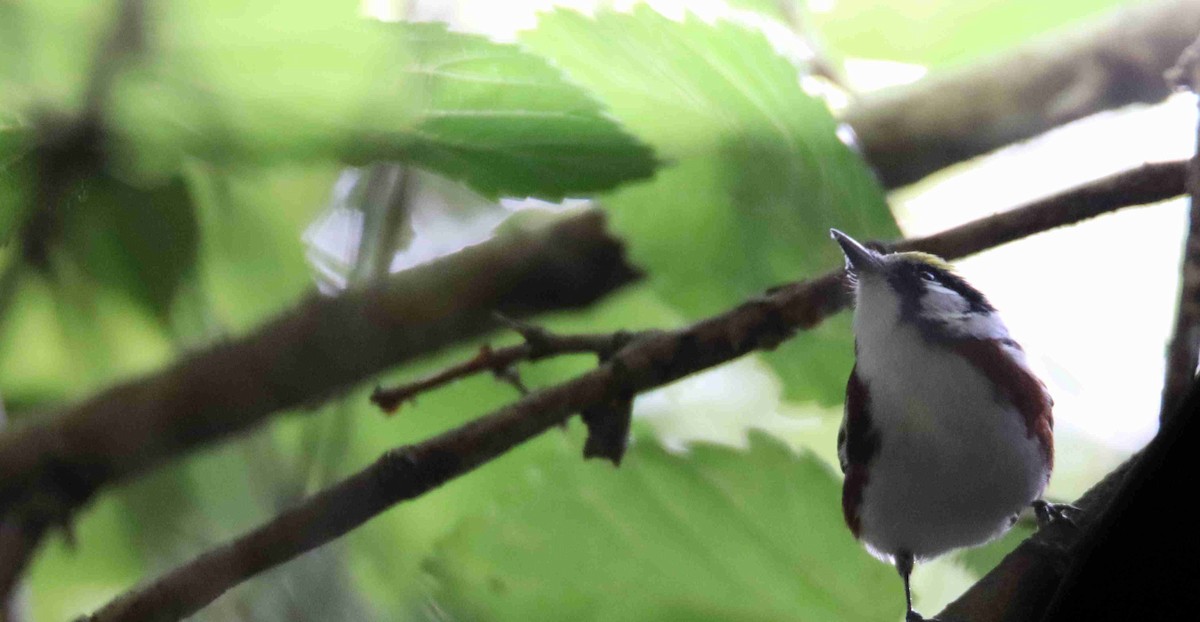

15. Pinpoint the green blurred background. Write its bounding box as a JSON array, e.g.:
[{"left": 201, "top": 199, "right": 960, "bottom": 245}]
[{"left": 0, "top": 0, "right": 1184, "bottom": 620}]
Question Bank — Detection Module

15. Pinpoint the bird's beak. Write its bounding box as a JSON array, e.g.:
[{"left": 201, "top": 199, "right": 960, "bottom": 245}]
[{"left": 830, "top": 229, "right": 883, "bottom": 274}]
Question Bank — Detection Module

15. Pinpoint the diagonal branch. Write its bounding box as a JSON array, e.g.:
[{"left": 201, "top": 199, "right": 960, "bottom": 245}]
[
  {"left": 0, "top": 394, "right": 27, "bottom": 622},
  {"left": 846, "top": 0, "right": 1200, "bottom": 189},
  {"left": 0, "top": 209, "right": 639, "bottom": 599},
  {"left": 892, "top": 160, "right": 1188, "bottom": 257},
  {"left": 83, "top": 160, "right": 1188, "bottom": 622},
  {"left": 1160, "top": 40, "right": 1200, "bottom": 421}
]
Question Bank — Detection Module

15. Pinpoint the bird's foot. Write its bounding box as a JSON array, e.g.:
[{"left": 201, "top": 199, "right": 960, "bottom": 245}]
[{"left": 1032, "top": 500, "right": 1081, "bottom": 530}]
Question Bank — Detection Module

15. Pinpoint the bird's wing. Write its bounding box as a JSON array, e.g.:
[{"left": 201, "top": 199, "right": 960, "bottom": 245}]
[
  {"left": 951, "top": 338, "right": 1055, "bottom": 468},
  {"left": 839, "top": 364, "right": 877, "bottom": 538},
  {"left": 838, "top": 364, "right": 872, "bottom": 475}
]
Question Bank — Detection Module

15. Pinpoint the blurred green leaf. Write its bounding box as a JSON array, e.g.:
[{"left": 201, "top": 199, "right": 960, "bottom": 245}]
[
  {"left": 0, "top": 123, "right": 34, "bottom": 242},
  {"left": 26, "top": 494, "right": 145, "bottom": 621},
  {"left": 185, "top": 163, "right": 332, "bottom": 330},
  {"left": 427, "top": 432, "right": 898, "bottom": 621},
  {"left": 954, "top": 522, "right": 1034, "bottom": 578},
  {"left": 57, "top": 174, "right": 198, "bottom": 321},
  {"left": 812, "top": 0, "right": 1131, "bottom": 68},
  {"left": 0, "top": 0, "right": 115, "bottom": 112},
  {"left": 522, "top": 9, "right": 897, "bottom": 403},
  {"left": 110, "top": 8, "right": 657, "bottom": 200}
]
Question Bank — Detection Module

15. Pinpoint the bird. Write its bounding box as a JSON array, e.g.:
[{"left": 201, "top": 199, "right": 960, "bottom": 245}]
[{"left": 829, "top": 229, "right": 1061, "bottom": 622}]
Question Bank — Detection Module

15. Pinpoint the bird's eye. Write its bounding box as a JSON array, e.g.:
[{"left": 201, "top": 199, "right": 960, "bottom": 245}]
[{"left": 918, "top": 268, "right": 938, "bottom": 283}]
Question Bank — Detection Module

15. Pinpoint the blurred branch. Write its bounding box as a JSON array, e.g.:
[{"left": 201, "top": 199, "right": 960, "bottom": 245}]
[
  {"left": 938, "top": 375, "right": 1200, "bottom": 621},
  {"left": 0, "top": 394, "right": 28, "bottom": 622},
  {"left": 1160, "top": 42, "right": 1200, "bottom": 421},
  {"left": 0, "top": 523, "right": 38, "bottom": 622},
  {"left": 82, "top": 160, "right": 1190, "bottom": 622},
  {"left": 0, "top": 210, "right": 639, "bottom": 598},
  {"left": 892, "top": 160, "right": 1188, "bottom": 257},
  {"left": 348, "top": 164, "right": 417, "bottom": 284},
  {"left": 846, "top": 0, "right": 1200, "bottom": 189}
]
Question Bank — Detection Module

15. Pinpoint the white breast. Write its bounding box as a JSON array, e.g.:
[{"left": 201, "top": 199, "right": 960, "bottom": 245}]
[{"left": 851, "top": 277, "right": 1048, "bottom": 561}]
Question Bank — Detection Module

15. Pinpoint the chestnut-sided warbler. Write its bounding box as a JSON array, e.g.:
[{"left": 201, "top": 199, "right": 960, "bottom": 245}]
[{"left": 830, "top": 229, "right": 1056, "bottom": 622}]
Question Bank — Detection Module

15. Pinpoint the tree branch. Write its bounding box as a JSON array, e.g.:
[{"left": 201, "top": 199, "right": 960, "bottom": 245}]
[
  {"left": 845, "top": 0, "right": 1200, "bottom": 189},
  {"left": 1160, "top": 41, "right": 1200, "bottom": 421},
  {"left": 0, "top": 210, "right": 639, "bottom": 596},
  {"left": 370, "top": 317, "right": 646, "bottom": 413},
  {"left": 892, "top": 160, "right": 1188, "bottom": 258},
  {"left": 83, "top": 160, "right": 1188, "bottom": 622},
  {"left": 0, "top": 395, "right": 28, "bottom": 622}
]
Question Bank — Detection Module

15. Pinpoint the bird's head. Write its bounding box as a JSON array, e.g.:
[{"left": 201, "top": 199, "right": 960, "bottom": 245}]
[{"left": 829, "top": 229, "right": 1002, "bottom": 341}]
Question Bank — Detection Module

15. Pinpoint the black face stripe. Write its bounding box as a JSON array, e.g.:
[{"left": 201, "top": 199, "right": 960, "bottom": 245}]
[
  {"left": 886, "top": 257, "right": 994, "bottom": 314},
  {"left": 880, "top": 255, "right": 996, "bottom": 342}
]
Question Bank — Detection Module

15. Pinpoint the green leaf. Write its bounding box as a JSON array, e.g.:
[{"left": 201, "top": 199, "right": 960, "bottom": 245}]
[
  {"left": 57, "top": 174, "right": 199, "bottom": 321},
  {"left": 56, "top": 175, "right": 198, "bottom": 320},
  {"left": 954, "top": 522, "right": 1034, "bottom": 578},
  {"left": 0, "top": 123, "right": 34, "bottom": 242},
  {"left": 26, "top": 494, "right": 145, "bottom": 621},
  {"left": 184, "top": 163, "right": 332, "bottom": 330},
  {"left": 522, "top": 9, "right": 897, "bottom": 403},
  {"left": 109, "top": 9, "right": 657, "bottom": 200},
  {"left": 395, "top": 22, "right": 659, "bottom": 199},
  {"left": 811, "top": 0, "right": 1131, "bottom": 68},
  {"left": 427, "top": 432, "right": 898, "bottom": 621}
]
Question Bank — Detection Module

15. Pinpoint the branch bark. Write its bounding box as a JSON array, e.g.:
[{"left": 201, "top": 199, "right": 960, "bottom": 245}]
[
  {"left": 0, "top": 395, "right": 28, "bottom": 622},
  {"left": 0, "top": 210, "right": 638, "bottom": 597},
  {"left": 1160, "top": 40, "right": 1200, "bottom": 421},
  {"left": 83, "top": 160, "right": 1188, "bottom": 622},
  {"left": 845, "top": 0, "right": 1200, "bottom": 189}
]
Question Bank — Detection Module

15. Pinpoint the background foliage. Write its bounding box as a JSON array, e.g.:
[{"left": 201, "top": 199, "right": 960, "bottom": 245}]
[{"left": 0, "top": 0, "right": 1157, "bottom": 620}]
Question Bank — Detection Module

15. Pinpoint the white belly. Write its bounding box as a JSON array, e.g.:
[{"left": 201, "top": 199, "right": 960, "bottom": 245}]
[{"left": 854, "top": 324, "right": 1048, "bottom": 561}]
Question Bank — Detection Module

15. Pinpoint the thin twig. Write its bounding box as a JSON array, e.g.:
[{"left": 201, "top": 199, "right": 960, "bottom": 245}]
[
  {"left": 894, "top": 160, "right": 1188, "bottom": 259},
  {"left": 347, "top": 164, "right": 417, "bottom": 285},
  {"left": 370, "top": 321, "right": 641, "bottom": 413},
  {"left": 1160, "top": 44, "right": 1200, "bottom": 421},
  {"left": 82, "top": 160, "right": 1189, "bottom": 622}
]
